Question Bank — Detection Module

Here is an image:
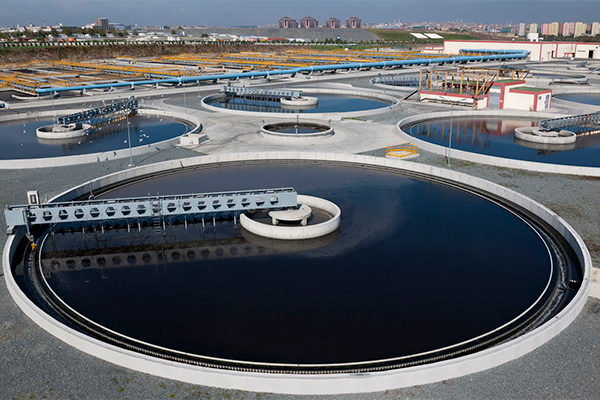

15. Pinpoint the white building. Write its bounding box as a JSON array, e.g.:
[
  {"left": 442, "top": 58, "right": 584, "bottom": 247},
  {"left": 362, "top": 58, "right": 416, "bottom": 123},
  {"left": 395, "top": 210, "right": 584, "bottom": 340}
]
[
  {"left": 528, "top": 23, "right": 538, "bottom": 34},
  {"left": 443, "top": 40, "right": 600, "bottom": 61},
  {"left": 574, "top": 22, "right": 587, "bottom": 37},
  {"left": 563, "top": 22, "right": 575, "bottom": 36}
]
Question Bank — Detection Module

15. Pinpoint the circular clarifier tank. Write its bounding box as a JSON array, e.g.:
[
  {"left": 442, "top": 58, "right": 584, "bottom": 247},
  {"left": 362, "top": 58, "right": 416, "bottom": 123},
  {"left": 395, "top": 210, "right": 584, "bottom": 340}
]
[
  {"left": 260, "top": 121, "right": 334, "bottom": 137},
  {"left": 402, "top": 116, "right": 600, "bottom": 167},
  {"left": 0, "top": 115, "right": 189, "bottom": 160},
  {"left": 203, "top": 91, "right": 394, "bottom": 114},
  {"left": 10, "top": 159, "right": 585, "bottom": 374}
]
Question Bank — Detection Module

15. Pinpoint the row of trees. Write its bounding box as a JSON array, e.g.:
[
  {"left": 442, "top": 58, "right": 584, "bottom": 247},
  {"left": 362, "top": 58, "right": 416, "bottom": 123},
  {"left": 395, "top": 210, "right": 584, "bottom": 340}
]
[{"left": 0, "top": 27, "right": 140, "bottom": 41}]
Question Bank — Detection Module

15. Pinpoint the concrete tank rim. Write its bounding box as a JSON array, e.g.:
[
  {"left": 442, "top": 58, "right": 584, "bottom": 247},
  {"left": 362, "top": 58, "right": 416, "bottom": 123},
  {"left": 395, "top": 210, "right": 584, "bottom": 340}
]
[
  {"left": 200, "top": 87, "right": 400, "bottom": 118},
  {"left": 3, "top": 151, "right": 592, "bottom": 395}
]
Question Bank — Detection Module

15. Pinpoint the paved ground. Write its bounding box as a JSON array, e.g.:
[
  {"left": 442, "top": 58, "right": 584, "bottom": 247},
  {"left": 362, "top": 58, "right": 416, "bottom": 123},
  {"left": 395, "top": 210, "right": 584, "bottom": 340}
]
[{"left": 1, "top": 66, "right": 600, "bottom": 399}]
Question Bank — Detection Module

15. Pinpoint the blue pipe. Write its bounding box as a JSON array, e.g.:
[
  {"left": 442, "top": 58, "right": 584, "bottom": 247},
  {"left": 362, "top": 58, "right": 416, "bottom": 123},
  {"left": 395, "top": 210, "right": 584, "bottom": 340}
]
[{"left": 35, "top": 49, "right": 529, "bottom": 94}]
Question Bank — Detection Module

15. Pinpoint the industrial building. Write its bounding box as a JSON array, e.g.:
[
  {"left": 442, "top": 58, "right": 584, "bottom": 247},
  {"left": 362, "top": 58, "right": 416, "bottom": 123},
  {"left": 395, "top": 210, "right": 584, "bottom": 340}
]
[
  {"left": 417, "top": 66, "right": 551, "bottom": 111},
  {"left": 444, "top": 40, "right": 600, "bottom": 61},
  {"left": 487, "top": 79, "right": 552, "bottom": 111}
]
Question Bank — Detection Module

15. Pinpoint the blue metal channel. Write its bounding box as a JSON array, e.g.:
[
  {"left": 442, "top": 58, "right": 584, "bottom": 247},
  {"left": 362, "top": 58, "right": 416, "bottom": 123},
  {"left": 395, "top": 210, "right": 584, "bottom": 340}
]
[{"left": 34, "top": 49, "right": 529, "bottom": 94}]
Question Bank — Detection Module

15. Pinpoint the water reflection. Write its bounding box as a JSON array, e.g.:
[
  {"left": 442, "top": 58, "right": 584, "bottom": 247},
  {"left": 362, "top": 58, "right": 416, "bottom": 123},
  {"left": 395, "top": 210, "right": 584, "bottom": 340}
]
[{"left": 407, "top": 117, "right": 600, "bottom": 167}]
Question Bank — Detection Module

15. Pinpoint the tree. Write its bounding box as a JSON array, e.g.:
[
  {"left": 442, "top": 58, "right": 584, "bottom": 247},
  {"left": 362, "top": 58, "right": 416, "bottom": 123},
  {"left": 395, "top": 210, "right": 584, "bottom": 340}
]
[
  {"left": 171, "top": 29, "right": 177, "bottom": 35},
  {"left": 63, "top": 28, "right": 73, "bottom": 36},
  {"left": 122, "top": 30, "right": 128, "bottom": 36},
  {"left": 132, "top": 29, "right": 138, "bottom": 36}
]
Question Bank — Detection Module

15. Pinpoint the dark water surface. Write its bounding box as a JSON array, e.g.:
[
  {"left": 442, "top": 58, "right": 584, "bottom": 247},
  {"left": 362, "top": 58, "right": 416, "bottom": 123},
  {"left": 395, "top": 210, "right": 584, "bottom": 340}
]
[
  {"left": 555, "top": 93, "right": 600, "bottom": 106},
  {"left": 41, "top": 164, "right": 553, "bottom": 364},
  {"left": 406, "top": 117, "right": 600, "bottom": 167},
  {"left": 0, "top": 116, "right": 188, "bottom": 160}
]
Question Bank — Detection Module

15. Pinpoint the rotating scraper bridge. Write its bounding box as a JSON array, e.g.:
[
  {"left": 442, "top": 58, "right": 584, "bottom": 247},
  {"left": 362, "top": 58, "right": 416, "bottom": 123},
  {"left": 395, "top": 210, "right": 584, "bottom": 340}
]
[
  {"left": 5, "top": 188, "right": 298, "bottom": 235},
  {"left": 56, "top": 97, "right": 138, "bottom": 125},
  {"left": 540, "top": 112, "right": 600, "bottom": 134},
  {"left": 3, "top": 48, "right": 529, "bottom": 96}
]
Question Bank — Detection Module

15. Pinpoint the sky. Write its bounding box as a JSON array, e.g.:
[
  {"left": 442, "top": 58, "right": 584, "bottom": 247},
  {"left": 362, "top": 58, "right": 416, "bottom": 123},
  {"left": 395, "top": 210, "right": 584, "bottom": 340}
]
[{"left": 1, "top": 0, "right": 598, "bottom": 28}]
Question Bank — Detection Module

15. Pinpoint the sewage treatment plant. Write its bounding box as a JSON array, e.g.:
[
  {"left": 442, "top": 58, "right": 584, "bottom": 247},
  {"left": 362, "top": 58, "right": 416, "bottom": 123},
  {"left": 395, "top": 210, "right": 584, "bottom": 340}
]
[{"left": 1, "top": 43, "right": 600, "bottom": 397}]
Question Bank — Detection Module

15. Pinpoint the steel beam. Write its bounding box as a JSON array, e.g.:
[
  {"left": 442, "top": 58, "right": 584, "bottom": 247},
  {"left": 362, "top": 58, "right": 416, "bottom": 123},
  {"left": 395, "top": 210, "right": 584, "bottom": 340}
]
[{"left": 5, "top": 188, "right": 297, "bottom": 228}]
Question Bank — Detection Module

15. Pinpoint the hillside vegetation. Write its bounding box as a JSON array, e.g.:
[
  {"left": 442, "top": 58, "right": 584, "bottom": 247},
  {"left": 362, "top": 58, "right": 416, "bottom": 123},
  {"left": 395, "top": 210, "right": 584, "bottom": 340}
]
[{"left": 0, "top": 43, "right": 293, "bottom": 64}]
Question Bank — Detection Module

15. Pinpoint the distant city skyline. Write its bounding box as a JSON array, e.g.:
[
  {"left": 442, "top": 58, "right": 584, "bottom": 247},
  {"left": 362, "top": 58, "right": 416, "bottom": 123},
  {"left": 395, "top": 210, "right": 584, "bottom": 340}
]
[{"left": 1, "top": 0, "right": 598, "bottom": 28}]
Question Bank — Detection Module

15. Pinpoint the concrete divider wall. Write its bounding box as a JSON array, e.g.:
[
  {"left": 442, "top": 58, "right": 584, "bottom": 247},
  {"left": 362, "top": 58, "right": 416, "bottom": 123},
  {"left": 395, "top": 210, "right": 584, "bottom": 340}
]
[
  {"left": 3, "top": 152, "right": 592, "bottom": 394},
  {"left": 201, "top": 88, "right": 400, "bottom": 120},
  {"left": 396, "top": 111, "right": 600, "bottom": 177},
  {"left": 0, "top": 109, "right": 202, "bottom": 170}
]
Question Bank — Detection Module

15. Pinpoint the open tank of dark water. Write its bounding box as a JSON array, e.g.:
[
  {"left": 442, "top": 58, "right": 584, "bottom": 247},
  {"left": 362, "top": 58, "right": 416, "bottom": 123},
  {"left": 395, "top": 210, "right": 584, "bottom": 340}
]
[
  {"left": 209, "top": 94, "right": 390, "bottom": 113},
  {"left": 37, "top": 163, "right": 572, "bottom": 365},
  {"left": 0, "top": 116, "right": 189, "bottom": 160},
  {"left": 406, "top": 117, "right": 600, "bottom": 167}
]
